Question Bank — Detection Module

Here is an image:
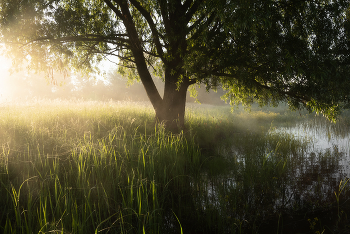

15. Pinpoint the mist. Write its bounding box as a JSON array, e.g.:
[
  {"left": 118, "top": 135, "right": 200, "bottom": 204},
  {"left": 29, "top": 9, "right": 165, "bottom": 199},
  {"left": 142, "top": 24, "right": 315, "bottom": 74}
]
[{"left": 0, "top": 65, "right": 228, "bottom": 106}]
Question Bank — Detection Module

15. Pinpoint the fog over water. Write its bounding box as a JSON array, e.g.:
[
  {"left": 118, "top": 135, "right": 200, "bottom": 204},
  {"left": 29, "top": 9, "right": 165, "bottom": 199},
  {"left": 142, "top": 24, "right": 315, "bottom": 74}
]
[{"left": 271, "top": 121, "right": 350, "bottom": 178}]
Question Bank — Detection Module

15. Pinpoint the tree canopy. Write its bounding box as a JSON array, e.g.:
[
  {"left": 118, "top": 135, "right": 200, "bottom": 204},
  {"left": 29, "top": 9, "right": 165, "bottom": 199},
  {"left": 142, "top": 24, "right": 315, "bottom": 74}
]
[{"left": 1, "top": 0, "right": 350, "bottom": 130}]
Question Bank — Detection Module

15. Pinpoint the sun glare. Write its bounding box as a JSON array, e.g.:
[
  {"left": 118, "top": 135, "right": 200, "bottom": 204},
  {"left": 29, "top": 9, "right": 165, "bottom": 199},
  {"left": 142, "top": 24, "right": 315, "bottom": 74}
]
[{"left": 0, "top": 54, "right": 12, "bottom": 101}]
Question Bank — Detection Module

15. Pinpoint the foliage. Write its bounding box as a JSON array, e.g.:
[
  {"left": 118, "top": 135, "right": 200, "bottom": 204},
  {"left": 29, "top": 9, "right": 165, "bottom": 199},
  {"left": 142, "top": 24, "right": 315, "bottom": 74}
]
[
  {"left": 188, "top": 0, "right": 350, "bottom": 120},
  {"left": 1, "top": 0, "right": 350, "bottom": 126}
]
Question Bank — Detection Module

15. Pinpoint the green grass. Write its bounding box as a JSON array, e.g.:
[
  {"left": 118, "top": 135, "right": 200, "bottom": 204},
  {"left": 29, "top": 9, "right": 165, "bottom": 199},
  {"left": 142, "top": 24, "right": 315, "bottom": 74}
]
[{"left": 0, "top": 99, "right": 349, "bottom": 233}]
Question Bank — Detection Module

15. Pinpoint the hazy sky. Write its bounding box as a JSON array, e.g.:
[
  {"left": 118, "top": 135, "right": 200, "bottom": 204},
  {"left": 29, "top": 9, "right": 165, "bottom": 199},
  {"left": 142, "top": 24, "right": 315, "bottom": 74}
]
[
  {"left": 0, "top": 47, "right": 117, "bottom": 102},
  {"left": 0, "top": 53, "right": 12, "bottom": 100},
  {"left": 0, "top": 46, "right": 226, "bottom": 105}
]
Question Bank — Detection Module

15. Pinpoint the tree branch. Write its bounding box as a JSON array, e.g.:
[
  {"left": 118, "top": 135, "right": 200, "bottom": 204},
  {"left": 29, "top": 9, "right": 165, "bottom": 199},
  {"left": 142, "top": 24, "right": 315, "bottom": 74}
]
[
  {"left": 128, "top": 0, "right": 165, "bottom": 61},
  {"left": 187, "top": 11, "right": 217, "bottom": 41},
  {"left": 109, "top": 0, "right": 164, "bottom": 110},
  {"left": 26, "top": 34, "right": 129, "bottom": 45},
  {"left": 157, "top": 0, "right": 171, "bottom": 38},
  {"left": 184, "top": 0, "right": 203, "bottom": 24},
  {"left": 103, "top": 0, "right": 125, "bottom": 20}
]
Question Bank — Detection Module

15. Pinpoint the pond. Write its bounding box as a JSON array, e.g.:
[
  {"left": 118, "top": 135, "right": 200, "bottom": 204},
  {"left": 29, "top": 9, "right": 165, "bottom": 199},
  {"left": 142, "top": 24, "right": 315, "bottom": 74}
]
[
  {"left": 270, "top": 117, "right": 350, "bottom": 178},
  {"left": 193, "top": 115, "right": 350, "bottom": 233}
]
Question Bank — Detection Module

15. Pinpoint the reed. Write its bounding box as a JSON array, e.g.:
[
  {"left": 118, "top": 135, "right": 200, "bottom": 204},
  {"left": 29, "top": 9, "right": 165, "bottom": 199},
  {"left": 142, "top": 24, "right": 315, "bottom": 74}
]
[{"left": 0, "top": 99, "right": 349, "bottom": 233}]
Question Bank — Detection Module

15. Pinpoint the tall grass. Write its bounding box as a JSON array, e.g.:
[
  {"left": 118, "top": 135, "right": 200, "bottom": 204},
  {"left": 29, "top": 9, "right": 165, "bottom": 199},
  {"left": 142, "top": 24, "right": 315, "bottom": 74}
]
[
  {"left": 0, "top": 100, "right": 201, "bottom": 233},
  {"left": 0, "top": 99, "right": 349, "bottom": 233}
]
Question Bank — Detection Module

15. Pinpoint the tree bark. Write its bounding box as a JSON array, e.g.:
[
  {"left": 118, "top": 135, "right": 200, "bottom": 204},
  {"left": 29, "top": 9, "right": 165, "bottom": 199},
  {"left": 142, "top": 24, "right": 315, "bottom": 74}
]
[
  {"left": 155, "top": 74, "right": 189, "bottom": 132},
  {"left": 131, "top": 46, "right": 190, "bottom": 133},
  {"left": 115, "top": 0, "right": 191, "bottom": 132}
]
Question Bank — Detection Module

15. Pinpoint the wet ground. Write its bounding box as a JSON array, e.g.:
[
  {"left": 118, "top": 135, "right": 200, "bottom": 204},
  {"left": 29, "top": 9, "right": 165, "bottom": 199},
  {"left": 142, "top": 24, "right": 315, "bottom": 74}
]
[{"left": 188, "top": 116, "right": 350, "bottom": 233}]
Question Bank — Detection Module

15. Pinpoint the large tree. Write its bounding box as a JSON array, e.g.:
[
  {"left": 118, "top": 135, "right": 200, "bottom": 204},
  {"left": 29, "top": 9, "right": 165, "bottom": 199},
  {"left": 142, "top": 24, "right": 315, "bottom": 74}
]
[{"left": 1, "top": 0, "right": 350, "bottom": 131}]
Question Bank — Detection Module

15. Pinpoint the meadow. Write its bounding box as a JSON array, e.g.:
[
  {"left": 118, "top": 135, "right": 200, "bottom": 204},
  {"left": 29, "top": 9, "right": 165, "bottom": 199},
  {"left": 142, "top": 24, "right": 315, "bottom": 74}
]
[{"left": 0, "top": 99, "right": 349, "bottom": 233}]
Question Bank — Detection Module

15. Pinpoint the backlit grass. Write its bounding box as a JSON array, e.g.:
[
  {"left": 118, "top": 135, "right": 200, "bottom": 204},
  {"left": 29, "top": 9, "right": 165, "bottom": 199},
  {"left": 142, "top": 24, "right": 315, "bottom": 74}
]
[{"left": 0, "top": 99, "right": 349, "bottom": 233}]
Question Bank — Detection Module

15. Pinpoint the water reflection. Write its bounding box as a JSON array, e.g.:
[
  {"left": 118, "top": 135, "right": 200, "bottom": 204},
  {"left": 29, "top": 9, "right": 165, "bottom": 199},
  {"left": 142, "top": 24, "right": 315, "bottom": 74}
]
[
  {"left": 270, "top": 118, "right": 350, "bottom": 178},
  {"left": 192, "top": 117, "right": 350, "bottom": 232}
]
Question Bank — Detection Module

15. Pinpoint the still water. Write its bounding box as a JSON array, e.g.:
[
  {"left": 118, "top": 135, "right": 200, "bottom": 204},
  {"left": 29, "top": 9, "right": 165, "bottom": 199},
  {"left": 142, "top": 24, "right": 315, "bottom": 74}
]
[
  {"left": 200, "top": 116, "right": 350, "bottom": 217},
  {"left": 190, "top": 115, "right": 350, "bottom": 232},
  {"left": 270, "top": 117, "right": 350, "bottom": 178}
]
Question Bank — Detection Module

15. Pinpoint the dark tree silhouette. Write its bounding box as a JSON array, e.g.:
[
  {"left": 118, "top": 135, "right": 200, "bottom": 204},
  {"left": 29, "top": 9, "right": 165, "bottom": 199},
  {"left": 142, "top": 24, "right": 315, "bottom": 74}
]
[{"left": 1, "top": 0, "right": 350, "bottom": 131}]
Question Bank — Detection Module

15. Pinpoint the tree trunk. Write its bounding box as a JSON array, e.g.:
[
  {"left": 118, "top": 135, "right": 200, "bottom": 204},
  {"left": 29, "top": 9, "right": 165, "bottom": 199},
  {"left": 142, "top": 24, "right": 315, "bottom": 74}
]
[
  {"left": 130, "top": 46, "right": 189, "bottom": 133},
  {"left": 132, "top": 50, "right": 189, "bottom": 132},
  {"left": 117, "top": 0, "right": 190, "bottom": 132},
  {"left": 155, "top": 73, "right": 190, "bottom": 133}
]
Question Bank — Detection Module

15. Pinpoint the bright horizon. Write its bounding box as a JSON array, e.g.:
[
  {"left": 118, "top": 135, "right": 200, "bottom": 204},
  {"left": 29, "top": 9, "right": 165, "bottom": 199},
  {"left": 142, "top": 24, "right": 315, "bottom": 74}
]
[
  {"left": 0, "top": 46, "right": 223, "bottom": 105},
  {"left": 0, "top": 53, "right": 12, "bottom": 101},
  {"left": 0, "top": 48, "right": 118, "bottom": 103}
]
